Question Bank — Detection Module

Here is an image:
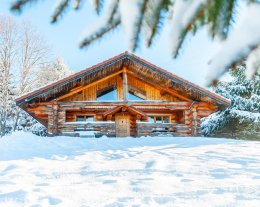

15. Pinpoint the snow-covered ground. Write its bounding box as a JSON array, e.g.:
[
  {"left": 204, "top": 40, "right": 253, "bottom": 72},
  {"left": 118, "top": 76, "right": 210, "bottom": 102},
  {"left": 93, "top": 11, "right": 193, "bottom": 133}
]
[{"left": 0, "top": 132, "right": 259, "bottom": 207}]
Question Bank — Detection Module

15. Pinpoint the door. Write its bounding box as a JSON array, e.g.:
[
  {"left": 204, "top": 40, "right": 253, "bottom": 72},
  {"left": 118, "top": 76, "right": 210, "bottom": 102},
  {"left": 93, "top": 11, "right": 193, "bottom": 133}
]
[{"left": 115, "top": 114, "right": 130, "bottom": 137}]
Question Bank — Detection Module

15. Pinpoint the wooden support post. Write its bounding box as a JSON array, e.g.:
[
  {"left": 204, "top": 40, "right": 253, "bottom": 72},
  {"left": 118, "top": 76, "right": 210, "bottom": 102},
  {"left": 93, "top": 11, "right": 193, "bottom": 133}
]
[
  {"left": 184, "top": 110, "right": 192, "bottom": 135},
  {"left": 47, "top": 108, "right": 54, "bottom": 135},
  {"left": 192, "top": 108, "right": 198, "bottom": 136},
  {"left": 123, "top": 67, "right": 128, "bottom": 101},
  {"left": 117, "top": 75, "right": 123, "bottom": 100},
  {"left": 136, "top": 114, "right": 141, "bottom": 122},
  {"left": 107, "top": 114, "right": 112, "bottom": 121},
  {"left": 53, "top": 102, "right": 59, "bottom": 135}
]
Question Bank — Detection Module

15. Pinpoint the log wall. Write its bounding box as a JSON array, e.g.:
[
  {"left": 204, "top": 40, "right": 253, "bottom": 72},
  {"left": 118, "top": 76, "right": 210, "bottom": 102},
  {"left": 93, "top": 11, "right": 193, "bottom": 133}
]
[{"left": 26, "top": 100, "right": 218, "bottom": 137}]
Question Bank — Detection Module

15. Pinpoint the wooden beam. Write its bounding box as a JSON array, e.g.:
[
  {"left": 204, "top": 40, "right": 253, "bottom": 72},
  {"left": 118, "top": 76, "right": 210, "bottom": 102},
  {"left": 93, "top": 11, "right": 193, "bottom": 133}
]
[
  {"left": 123, "top": 67, "right": 128, "bottom": 101},
  {"left": 57, "top": 70, "right": 123, "bottom": 101},
  {"left": 103, "top": 106, "right": 123, "bottom": 118},
  {"left": 127, "top": 106, "right": 147, "bottom": 118},
  {"left": 126, "top": 70, "right": 193, "bottom": 102},
  {"left": 58, "top": 100, "right": 190, "bottom": 107}
]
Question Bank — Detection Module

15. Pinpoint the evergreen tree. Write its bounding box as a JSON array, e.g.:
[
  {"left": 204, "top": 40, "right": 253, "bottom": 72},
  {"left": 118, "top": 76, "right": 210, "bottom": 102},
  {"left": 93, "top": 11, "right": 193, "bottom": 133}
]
[{"left": 201, "top": 63, "right": 260, "bottom": 139}]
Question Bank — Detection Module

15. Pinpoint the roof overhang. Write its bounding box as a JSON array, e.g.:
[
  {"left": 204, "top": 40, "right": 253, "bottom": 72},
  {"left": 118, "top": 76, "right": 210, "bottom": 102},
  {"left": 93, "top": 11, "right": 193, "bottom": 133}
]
[{"left": 15, "top": 51, "right": 231, "bottom": 109}]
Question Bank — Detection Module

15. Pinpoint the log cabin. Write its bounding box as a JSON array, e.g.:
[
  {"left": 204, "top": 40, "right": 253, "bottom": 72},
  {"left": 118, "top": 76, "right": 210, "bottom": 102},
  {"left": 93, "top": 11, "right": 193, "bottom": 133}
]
[{"left": 15, "top": 52, "right": 231, "bottom": 137}]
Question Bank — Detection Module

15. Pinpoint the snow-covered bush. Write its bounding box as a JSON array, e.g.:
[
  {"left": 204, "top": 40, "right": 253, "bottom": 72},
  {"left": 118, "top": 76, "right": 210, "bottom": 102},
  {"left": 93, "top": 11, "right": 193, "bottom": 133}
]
[
  {"left": 29, "top": 123, "right": 48, "bottom": 137},
  {"left": 201, "top": 63, "right": 260, "bottom": 139}
]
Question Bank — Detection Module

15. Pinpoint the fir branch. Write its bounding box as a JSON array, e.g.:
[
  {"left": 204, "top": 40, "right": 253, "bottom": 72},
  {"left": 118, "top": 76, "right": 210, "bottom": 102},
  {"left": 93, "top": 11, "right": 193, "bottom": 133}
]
[
  {"left": 51, "top": 0, "right": 71, "bottom": 23},
  {"left": 222, "top": 0, "right": 236, "bottom": 38},
  {"left": 144, "top": 0, "right": 165, "bottom": 47},
  {"left": 73, "top": 0, "right": 85, "bottom": 10},
  {"left": 11, "top": 0, "right": 40, "bottom": 13},
  {"left": 80, "top": 17, "right": 120, "bottom": 48},
  {"left": 131, "top": 0, "right": 149, "bottom": 52},
  {"left": 92, "top": 0, "right": 104, "bottom": 14},
  {"left": 171, "top": 0, "right": 210, "bottom": 58},
  {"left": 107, "top": 0, "right": 119, "bottom": 24}
]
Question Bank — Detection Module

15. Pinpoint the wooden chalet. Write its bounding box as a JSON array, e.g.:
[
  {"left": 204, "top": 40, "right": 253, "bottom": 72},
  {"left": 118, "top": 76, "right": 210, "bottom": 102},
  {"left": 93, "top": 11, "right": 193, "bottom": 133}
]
[{"left": 15, "top": 52, "right": 231, "bottom": 137}]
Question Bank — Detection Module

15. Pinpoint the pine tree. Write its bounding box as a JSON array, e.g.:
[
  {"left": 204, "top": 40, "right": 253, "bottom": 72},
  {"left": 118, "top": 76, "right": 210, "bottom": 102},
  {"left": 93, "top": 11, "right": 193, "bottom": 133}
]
[{"left": 201, "top": 63, "right": 260, "bottom": 139}]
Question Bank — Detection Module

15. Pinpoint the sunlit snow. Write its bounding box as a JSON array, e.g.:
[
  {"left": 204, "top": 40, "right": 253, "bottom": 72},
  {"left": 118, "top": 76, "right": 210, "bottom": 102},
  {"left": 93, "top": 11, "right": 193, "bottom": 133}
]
[{"left": 0, "top": 132, "right": 259, "bottom": 206}]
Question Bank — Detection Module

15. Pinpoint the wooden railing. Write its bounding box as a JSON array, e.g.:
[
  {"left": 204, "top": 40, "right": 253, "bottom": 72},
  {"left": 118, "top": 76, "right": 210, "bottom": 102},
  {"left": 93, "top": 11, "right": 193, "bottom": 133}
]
[
  {"left": 136, "top": 122, "right": 175, "bottom": 136},
  {"left": 136, "top": 122, "right": 191, "bottom": 136},
  {"left": 60, "top": 122, "right": 116, "bottom": 137}
]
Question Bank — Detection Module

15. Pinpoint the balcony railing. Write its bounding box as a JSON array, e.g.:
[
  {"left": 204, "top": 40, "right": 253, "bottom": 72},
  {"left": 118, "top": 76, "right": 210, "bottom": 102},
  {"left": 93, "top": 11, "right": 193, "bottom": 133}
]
[
  {"left": 60, "top": 121, "right": 116, "bottom": 137},
  {"left": 136, "top": 122, "right": 191, "bottom": 136}
]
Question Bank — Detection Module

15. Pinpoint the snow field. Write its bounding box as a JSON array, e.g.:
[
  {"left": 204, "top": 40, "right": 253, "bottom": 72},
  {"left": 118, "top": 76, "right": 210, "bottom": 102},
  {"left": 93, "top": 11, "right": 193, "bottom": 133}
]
[{"left": 0, "top": 132, "right": 260, "bottom": 207}]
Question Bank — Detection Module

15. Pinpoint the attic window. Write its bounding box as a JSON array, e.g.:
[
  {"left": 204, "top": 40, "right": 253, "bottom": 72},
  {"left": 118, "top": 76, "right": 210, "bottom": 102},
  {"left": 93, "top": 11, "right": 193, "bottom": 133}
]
[
  {"left": 97, "top": 85, "right": 117, "bottom": 101},
  {"left": 128, "top": 86, "right": 146, "bottom": 100}
]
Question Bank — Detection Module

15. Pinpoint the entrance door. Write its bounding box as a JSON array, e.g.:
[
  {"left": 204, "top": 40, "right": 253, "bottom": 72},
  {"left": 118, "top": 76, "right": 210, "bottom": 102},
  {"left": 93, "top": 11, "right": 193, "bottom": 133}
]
[{"left": 115, "top": 114, "right": 130, "bottom": 137}]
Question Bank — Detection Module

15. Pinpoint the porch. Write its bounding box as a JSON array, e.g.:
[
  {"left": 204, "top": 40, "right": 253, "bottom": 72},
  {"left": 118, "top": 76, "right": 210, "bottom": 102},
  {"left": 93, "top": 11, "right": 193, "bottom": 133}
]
[{"left": 46, "top": 100, "right": 198, "bottom": 137}]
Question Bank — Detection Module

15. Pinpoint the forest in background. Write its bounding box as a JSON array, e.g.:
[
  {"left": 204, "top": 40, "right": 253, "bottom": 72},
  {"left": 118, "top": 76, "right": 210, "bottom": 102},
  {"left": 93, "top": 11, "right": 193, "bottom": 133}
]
[{"left": 0, "top": 16, "right": 72, "bottom": 137}]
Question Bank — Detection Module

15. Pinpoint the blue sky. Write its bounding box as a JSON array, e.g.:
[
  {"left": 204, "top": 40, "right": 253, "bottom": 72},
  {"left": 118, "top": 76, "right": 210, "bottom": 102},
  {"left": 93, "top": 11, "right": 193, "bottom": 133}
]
[{"left": 0, "top": 1, "right": 244, "bottom": 87}]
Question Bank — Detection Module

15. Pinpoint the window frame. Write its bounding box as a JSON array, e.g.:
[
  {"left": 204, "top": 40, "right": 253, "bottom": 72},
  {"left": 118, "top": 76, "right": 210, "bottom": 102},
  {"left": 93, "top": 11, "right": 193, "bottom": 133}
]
[
  {"left": 75, "top": 115, "right": 95, "bottom": 122},
  {"left": 147, "top": 114, "right": 171, "bottom": 124},
  {"left": 96, "top": 85, "right": 118, "bottom": 101}
]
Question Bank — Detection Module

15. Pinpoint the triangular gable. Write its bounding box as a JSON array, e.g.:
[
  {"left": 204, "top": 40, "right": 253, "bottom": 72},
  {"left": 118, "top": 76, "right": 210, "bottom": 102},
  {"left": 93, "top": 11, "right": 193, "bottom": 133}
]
[{"left": 15, "top": 51, "right": 231, "bottom": 108}]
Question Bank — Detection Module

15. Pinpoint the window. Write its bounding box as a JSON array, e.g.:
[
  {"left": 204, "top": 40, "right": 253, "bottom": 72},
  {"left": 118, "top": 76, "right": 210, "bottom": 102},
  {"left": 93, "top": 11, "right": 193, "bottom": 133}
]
[
  {"left": 164, "top": 116, "right": 170, "bottom": 123},
  {"left": 128, "top": 86, "right": 146, "bottom": 100},
  {"left": 148, "top": 116, "right": 170, "bottom": 123},
  {"left": 156, "top": 116, "right": 162, "bottom": 123},
  {"left": 128, "top": 92, "right": 144, "bottom": 101},
  {"left": 148, "top": 116, "right": 154, "bottom": 123},
  {"left": 97, "top": 85, "right": 117, "bottom": 101},
  {"left": 86, "top": 116, "right": 94, "bottom": 122},
  {"left": 76, "top": 115, "right": 94, "bottom": 122},
  {"left": 76, "top": 116, "right": 85, "bottom": 122}
]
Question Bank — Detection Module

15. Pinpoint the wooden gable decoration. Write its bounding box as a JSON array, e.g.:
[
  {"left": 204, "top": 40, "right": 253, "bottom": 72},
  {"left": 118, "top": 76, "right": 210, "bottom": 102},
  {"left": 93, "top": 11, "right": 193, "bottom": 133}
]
[{"left": 16, "top": 52, "right": 231, "bottom": 137}]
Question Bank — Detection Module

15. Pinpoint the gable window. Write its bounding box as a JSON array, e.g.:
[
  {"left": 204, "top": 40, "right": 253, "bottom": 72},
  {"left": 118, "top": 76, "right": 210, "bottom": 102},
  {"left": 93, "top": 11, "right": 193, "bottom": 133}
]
[
  {"left": 97, "top": 85, "right": 117, "bottom": 101},
  {"left": 76, "top": 115, "right": 94, "bottom": 122},
  {"left": 128, "top": 86, "right": 146, "bottom": 101},
  {"left": 128, "top": 91, "right": 144, "bottom": 101},
  {"left": 148, "top": 115, "right": 170, "bottom": 123}
]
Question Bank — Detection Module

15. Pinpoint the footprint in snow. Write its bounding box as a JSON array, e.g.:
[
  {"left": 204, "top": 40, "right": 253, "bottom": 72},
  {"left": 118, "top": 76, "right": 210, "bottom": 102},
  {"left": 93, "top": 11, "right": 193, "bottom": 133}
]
[
  {"left": 0, "top": 164, "right": 17, "bottom": 175},
  {"left": 145, "top": 161, "right": 155, "bottom": 169},
  {"left": 181, "top": 179, "right": 193, "bottom": 182},
  {"left": 103, "top": 180, "right": 117, "bottom": 184},
  {"left": 35, "top": 183, "right": 49, "bottom": 186},
  {"left": 40, "top": 196, "right": 62, "bottom": 205}
]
